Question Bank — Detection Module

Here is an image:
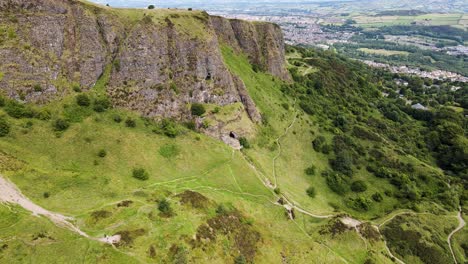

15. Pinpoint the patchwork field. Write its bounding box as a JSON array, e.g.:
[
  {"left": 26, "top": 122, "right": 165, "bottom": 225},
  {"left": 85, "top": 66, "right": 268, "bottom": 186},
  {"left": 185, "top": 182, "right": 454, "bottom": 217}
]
[
  {"left": 352, "top": 13, "right": 465, "bottom": 28},
  {"left": 357, "top": 48, "right": 409, "bottom": 56}
]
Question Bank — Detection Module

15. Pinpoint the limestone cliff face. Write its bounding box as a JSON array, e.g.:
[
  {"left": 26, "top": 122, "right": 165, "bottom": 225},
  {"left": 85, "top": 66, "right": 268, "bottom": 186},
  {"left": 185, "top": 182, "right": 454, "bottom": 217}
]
[
  {"left": 210, "top": 16, "right": 291, "bottom": 82},
  {"left": 0, "top": 0, "right": 288, "bottom": 122}
]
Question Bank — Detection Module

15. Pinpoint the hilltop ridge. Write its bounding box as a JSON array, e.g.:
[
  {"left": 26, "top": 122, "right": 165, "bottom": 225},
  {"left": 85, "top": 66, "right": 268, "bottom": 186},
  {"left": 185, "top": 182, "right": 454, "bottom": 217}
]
[{"left": 0, "top": 0, "right": 289, "bottom": 124}]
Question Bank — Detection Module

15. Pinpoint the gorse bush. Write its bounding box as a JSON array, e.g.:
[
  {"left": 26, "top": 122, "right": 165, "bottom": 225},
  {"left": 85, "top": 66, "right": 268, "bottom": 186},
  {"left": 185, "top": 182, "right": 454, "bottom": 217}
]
[
  {"left": 305, "top": 166, "right": 316, "bottom": 176},
  {"left": 191, "top": 103, "right": 206, "bottom": 116},
  {"left": 125, "top": 118, "right": 136, "bottom": 128},
  {"left": 53, "top": 118, "right": 70, "bottom": 131},
  {"left": 132, "top": 168, "right": 149, "bottom": 181},
  {"left": 306, "top": 186, "right": 316, "bottom": 198},
  {"left": 239, "top": 137, "right": 251, "bottom": 149},
  {"left": 160, "top": 119, "right": 179, "bottom": 138},
  {"left": 113, "top": 115, "right": 122, "bottom": 123},
  {"left": 351, "top": 180, "right": 367, "bottom": 193},
  {"left": 158, "top": 199, "right": 171, "bottom": 214},
  {"left": 4, "top": 101, "right": 35, "bottom": 119},
  {"left": 76, "top": 94, "right": 91, "bottom": 107},
  {"left": 0, "top": 118, "right": 10, "bottom": 137},
  {"left": 93, "top": 97, "right": 111, "bottom": 112},
  {"left": 98, "top": 149, "right": 107, "bottom": 158}
]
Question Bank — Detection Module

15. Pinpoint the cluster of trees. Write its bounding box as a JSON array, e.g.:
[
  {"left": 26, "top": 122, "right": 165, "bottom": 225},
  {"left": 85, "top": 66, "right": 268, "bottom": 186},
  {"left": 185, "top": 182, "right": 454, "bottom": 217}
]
[{"left": 285, "top": 46, "right": 465, "bottom": 212}]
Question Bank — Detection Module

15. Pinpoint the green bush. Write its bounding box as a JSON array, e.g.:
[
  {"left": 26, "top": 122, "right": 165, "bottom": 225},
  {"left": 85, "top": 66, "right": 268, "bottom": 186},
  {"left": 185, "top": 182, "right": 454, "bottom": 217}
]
[
  {"left": 0, "top": 96, "right": 5, "bottom": 107},
  {"left": 160, "top": 119, "right": 179, "bottom": 138},
  {"left": 234, "top": 255, "right": 247, "bottom": 264},
  {"left": 113, "top": 115, "right": 122, "bottom": 123},
  {"left": 158, "top": 199, "right": 171, "bottom": 214},
  {"left": 351, "top": 180, "right": 367, "bottom": 193},
  {"left": 4, "top": 101, "right": 35, "bottom": 119},
  {"left": 239, "top": 137, "right": 251, "bottom": 149},
  {"left": 312, "top": 136, "right": 325, "bottom": 152},
  {"left": 76, "top": 94, "right": 91, "bottom": 107},
  {"left": 132, "top": 168, "right": 149, "bottom": 181},
  {"left": 93, "top": 98, "right": 111, "bottom": 112},
  {"left": 113, "top": 59, "right": 121, "bottom": 72},
  {"left": 72, "top": 84, "right": 81, "bottom": 92},
  {"left": 98, "top": 149, "right": 107, "bottom": 158},
  {"left": 347, "top": 196, "right": 372, "bottom": 211},
  {"left": 305, "top": 166, "right": 316, "bottom": 176},
  {"left": 372, "top": 192, "right": 383, "bottom": 202},
  {"left": 306, "top": 186, "right": 316, "bottom": 198},
  {"left": 274, "top": 188, "right": 281, "bottom": 195},
  {"left": 183, "top": 120, "right": 196, "bottom": 131},
  {"left": 125, "top": 118, "right": 136, "bottom": 128},
  {"left": 0, "top": 118, "right": 10, "bottom": 137},
  {"left": 191, "top": 103, "right": 206, "bottom": 116},
  {"left": 33, "top": 84, "right": 42, "bottom": 92},
  {"left": 148, "top": 4, "right": 155, "bottom": 9},
  {"left": 53, "top": 118, "right": 70, "bottom": 131},
  {"left": 325, "top": 172, "right": 349, "bottom": 195},
  {"left": 330, "top": 150, "right": 353, "bottom": 176},
  {"left": 159, "top": 144, "right": 180, "bottom": 159}
]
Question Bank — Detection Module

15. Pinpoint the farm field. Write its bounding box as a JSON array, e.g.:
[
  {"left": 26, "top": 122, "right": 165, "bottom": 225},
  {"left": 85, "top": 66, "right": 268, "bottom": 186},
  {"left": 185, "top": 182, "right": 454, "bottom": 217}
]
[
  {"left": 358, "top": 48, "right": 410, "bottom": 56},
  {"left": 351, "top": 13, "right": 465, "bottom": 28}
]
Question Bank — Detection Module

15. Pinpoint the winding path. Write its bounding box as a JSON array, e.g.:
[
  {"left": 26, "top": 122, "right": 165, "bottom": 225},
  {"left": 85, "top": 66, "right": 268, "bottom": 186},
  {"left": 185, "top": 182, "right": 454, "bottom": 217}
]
[
  {"left": 272, "top": 98, "right": 298, "bottom": 188},
  {"left": 448, "top": 207, "right": 466, "bottom": 264},
  {"left": 0, "top": 175, "right": 118, "bottom": 245}
]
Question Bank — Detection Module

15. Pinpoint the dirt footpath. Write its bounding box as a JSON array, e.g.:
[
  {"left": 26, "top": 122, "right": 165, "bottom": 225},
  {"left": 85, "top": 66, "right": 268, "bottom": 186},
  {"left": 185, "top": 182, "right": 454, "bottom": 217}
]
[{"left": 0, "top": 175, "right": 119, "bottom": 244}]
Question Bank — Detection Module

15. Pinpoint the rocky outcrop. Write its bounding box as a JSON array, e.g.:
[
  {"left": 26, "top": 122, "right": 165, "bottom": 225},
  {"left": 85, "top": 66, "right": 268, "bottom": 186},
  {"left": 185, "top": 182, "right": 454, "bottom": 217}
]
[
  {"left": 211, "top": 16, "right": 291, "bottom": 81},
  {"left": 0, "top": 0, "right": 289, "bottom": 123}
]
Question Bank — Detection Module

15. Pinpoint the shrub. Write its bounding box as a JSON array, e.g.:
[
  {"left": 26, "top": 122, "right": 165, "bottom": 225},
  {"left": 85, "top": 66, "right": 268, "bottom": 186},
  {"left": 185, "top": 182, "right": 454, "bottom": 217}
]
[
  {"left": 312, "top": 136, "right": 325, "bottom": 152},
  {"left": 239, "top": 137, "right": 251, "bottom": 149},
  {"left": 5, "top": 101, "right": 35, "bottom": 118},
  {"left": 351, "top": 180, "right": 367, "bottom": 193},
  {"left": 93, "top": 98, "right": 111, "bottom": 112},
  {"left": 125, "top": 118, "right": 136, "bottom": 128},
  {"left": 325, "top": 172, "right": 349, "bottom": 195},
  {"left": 113, "top": 115, "right": 122, "bottom": 123},
  {"left": 160, "top": 119, "right": 179, "bottom": 138},
  {"left": 43, "top": 192, "right": 50, "bottom": 198},
  {"left": 274, "top": 188, "right": 281, "bottom": 195},
  {"left": 347, "top": 196, "right": 372, "bottom": 211},
  {"left": 0, "top": 118, "right": 10, "bottom": 137},
  {"left": 33, "top": 84, "right": 42, "bottom": 92},
  {"left": 132, "top": 168, "right": 149, "bottom": 181},
  {"left": 158, "top": 199, "right": 174, "bottom": 217},
  {"left": 148, "top": 4, "right": 155, "bottom": 9},
  {"left": 0, "top": 96, "right": 5, "bottom": 107},
  {"left": 372, "top": 192, "right": 383, "bottom": 202},
  {"left": 159, "top": 144, "right": 180, "bottom": 159},
  {"left": 183, "top": 120, "right": 196, "bottom": 131},
  {"left": 76, "top": 94, "right": 90, "bottom": 107},
  {"left": 113, "top": 59, "right": 121, "bottom": 72},
  {"left": 234, "top": 255, "right": 247, "bottom": 264},
  {"left": 306, "top": 187, "right": 316, "bottom": 198},
  {"left": 191, "top": 103, "right": 206, "bottom": 116},
  {"left": 330, "top": 150, "right": 353, "bottom": 176},
  {"left": 212, "top": 106, "right": 220, "bottom": 114},
  {"left": 98, "top": 149, "right": 107, "bottom": 158},
  {"left": 72, "top": 84, "right": 81, "bottom": 92},
  {"left": 53, "top": 118, "right": 69, "bottom": 131},
  {"left": 305, "top": 166, "right": 316, "bottom": 176}
]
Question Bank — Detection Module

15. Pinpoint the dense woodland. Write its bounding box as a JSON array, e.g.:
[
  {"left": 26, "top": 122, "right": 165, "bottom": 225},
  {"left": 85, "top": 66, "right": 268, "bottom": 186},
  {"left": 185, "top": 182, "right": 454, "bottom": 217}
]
[{"left": 286, "top": 46, "right": 467, "bottom": 212}]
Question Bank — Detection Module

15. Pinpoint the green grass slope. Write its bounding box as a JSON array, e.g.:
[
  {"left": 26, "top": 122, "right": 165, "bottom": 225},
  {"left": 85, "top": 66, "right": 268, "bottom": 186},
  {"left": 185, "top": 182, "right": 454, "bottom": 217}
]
[{"left": 0, "top": 33, "right": 466, "bottom": 264}]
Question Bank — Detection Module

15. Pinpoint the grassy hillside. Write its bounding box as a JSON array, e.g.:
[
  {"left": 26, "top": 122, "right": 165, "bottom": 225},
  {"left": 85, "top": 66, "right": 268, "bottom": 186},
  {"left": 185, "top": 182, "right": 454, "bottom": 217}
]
[{"left": 0, "top": 34, "right": 466, "bottom": 264}]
